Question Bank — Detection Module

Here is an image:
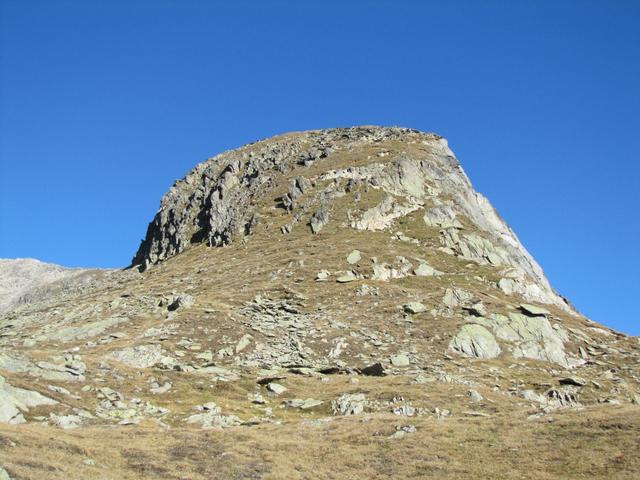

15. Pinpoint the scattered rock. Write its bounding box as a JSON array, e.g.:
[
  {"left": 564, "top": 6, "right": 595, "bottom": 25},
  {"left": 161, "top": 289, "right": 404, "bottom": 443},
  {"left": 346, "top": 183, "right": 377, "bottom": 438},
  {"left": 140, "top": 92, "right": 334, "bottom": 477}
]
[
  {"left": 468, "top": 390, "right": 483, "bottom": 402},
  {"left": 186, "top": 411, "right": 241, "bottom": 429},
  {"left": 423, "top": 204, "right": 462, "bottom": 229},
  {"left": 167, "top": 294, "right": 194, "bottom": 311},
  {"left": 356, "top": 284, "right": 379, "bottom": 296},
  {"left": 346, "top": 250, "right": 362, "bottom": 264},
  {"left": 403, "top": 302, "right": 427, "bottom": 314},
  {"left": 49, "top": 413, "right": 84, "bottom": 429},
  {"left": 150, "top": 381, "right": 172, "bottom": 395},
  {"left": 352, "top": 195, "right": 422, "bottom": 231},
  {"left": 336, "top": 272, "right": 357, "bottom": 283},
  {"left": 266, "top": 383, "right": 287, "bottom": 395},
  {"left": 389, "top": 424, "right": 416, "bottom": 439},
  {"left": 390, "top": 353, "right": 411, "bottom": 367},
  {"left": 332, "top": 393, "right": 366, "bottom": 416},
  {"left": 521, "top": 390, "right": 546, "bottom": 403},
  {"left": 488, "top": 313, "right": 577, "bottom": 367},
  {"left": 464, "top": 301, "right": 487, "bottom": 317},
  {"left": 463, "top": 411, "right": 490, "bottom": 417},
  {"left": 442, "top": 287, "right": 474, "bottom": 309},
  {"left": 108, "top": 344, "right": 165, "bottom": 369},
  {"left": 520, "top": 304, "right": 551, "bottom": 317},
  {"left": 250, "top": 393, "right": 266, "bottom": 405},
  {"left": 315, "top": 270, "right": 331, "bottom": 281},
  {"left": 235, "top": 334, "right": 253, "bottom": 353},
  {"left": 310, "top": 204, "right": 330, "bottom": 234},
  {"left": 282, "top": 176, "right": 311, "bottom": 211},
  {"left": 284, "top": 398, "right": 323, "bottom": 410},
  {"left": 413, "top": 263, "right": 440, "bottom": 276},
  {"left": 546, "top": 388, "right": 579, "bottom": 408},
  {"left": 558, "top": 377, "right": 587, "bottom": 387}
]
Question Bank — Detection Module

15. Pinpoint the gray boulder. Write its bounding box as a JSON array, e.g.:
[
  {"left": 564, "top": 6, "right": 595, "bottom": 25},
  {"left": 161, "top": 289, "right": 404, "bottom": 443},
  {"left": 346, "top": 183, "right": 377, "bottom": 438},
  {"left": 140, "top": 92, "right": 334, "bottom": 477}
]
[
  {"left": 310, "top": 204, "right": 330, "bottom": 234},
  {"left": 488, "top": 313, "right": 576, "bottom": 368},
  {"left": 449, "top": 324, "right": 501, "bottom": 359},
  {"left": 108, "top": 344, "right": 166, "bottom": 368},
  {"left": 332, "top": 393, "right": 366, "bottom": 416},
  {"left": 0, "top": 375, "right": 57, "bottom": 424},
  {"left": 403, "top": 302, "right": 427, "bottom": 314},
  {"left": 168, "top": 294, "right": 194, "bottom": 311}
]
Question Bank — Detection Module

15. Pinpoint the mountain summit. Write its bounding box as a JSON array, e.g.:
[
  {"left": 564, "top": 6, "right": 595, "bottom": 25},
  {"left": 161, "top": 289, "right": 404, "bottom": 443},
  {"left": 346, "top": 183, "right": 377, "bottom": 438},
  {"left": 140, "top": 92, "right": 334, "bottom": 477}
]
[
  {"left": 1, "top": 127, "right": 638, "bottom": 479},
  {"left": 134, "top": 127, "right": 565, "bottom": 306}
]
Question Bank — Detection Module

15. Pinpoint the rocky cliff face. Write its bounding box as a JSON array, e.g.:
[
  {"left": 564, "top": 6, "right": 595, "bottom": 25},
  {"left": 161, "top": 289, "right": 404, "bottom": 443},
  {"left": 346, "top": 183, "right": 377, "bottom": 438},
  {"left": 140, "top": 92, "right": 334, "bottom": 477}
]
[{"left": 133, "top": 127, "right": 566, "bottom": 309}]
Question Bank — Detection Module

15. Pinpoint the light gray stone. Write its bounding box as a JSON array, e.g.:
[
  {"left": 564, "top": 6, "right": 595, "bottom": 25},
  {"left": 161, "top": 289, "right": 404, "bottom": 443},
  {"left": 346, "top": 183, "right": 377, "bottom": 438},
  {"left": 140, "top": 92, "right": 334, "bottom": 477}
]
[
  {"left": 336, "top": 272, "right": 357, "bottom": 283},
  {"left": 449, "top": 324, "right": 501, "bottom": 359},
  {"left": 403, "top": 302, "right": 427, "bottom": 314},
  {"left": 468, "top": 390, "right": 483, "bottom": 402},
  {"left": 266, "top": 383, "right": 287, "bottom": 395},
  {"left": 284, "top": 398, "right": 323, "bottom": 409},
  {"left": 0, "top": 375, "right": 57, "bottom": 424},
  {"left": 346, "top": 250, "right": 362, "bottom": 264},
  {"left": 332, "top": 393, "right": 366, "bottom": 416},
  {"left": 168, "top": 294, "right": 194, "bottom": 311},
  {"left": 310, "top": 204, "right": 330, "bottom": 234},
  {"left": 235, "top": 334, "right": 252, "bottom": 353},
  {"left": 390, "top": 353, "right": 411, "bottom": 367},
  {"left": 315, "top": 270, "right": 331, "bottom": 281},
  {"left": 413, "top": 263, "right": 440, "bottom": 276},
  {"left": 488, "top": 313, "right": 577, "bottom": 368},
  {"left": 108, "top": 344, "right": 165, "bottom": 368}
]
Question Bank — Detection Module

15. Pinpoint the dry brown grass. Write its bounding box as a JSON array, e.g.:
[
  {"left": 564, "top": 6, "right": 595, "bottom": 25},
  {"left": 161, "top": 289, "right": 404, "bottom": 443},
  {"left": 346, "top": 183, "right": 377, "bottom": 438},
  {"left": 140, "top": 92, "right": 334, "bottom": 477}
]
[{"left": 1, "top": 404, "right": 639, "bottom": 479}]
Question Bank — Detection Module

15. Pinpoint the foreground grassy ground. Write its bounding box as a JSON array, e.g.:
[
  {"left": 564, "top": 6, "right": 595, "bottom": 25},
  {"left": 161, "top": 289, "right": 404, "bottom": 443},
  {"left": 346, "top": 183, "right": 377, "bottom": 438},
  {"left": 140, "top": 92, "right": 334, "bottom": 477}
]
[{"left": 1, "top": 404, "right": 639, "bottom": 479}]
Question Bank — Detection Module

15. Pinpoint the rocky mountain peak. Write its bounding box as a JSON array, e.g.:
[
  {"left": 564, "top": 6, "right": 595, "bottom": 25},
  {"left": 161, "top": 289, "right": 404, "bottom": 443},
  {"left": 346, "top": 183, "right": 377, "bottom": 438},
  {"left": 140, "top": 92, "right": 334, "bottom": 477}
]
[
  {"left": 133, "top": 126, "right": 565, "bottom": 310},
  {"left": 1, "top": 127, "right": 638, "bottom": 479}
]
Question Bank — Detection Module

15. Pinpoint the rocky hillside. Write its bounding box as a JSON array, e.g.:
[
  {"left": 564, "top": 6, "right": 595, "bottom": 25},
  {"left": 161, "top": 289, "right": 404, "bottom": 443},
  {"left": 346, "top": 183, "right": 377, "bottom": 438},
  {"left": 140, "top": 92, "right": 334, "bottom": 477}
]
[{"left": 1, "top": 127, "right": 638, "bottom": 480}]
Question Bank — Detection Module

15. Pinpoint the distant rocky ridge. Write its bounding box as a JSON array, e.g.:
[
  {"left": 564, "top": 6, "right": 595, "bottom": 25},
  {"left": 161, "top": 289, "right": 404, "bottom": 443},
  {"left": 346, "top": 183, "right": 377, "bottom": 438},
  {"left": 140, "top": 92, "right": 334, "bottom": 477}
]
[
  {"left": 0, "top": 259, "right": 113, "bottom": 315},
  {"left": 0, "top": 259, "right": 83, "bottom": 314}
]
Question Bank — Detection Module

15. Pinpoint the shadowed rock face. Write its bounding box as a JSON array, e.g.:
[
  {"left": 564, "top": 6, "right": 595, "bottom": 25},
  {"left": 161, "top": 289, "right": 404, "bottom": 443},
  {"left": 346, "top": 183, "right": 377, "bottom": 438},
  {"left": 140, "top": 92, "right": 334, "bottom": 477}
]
[{"left": 132, "top": 126, "right": 565, "bottom": 309}]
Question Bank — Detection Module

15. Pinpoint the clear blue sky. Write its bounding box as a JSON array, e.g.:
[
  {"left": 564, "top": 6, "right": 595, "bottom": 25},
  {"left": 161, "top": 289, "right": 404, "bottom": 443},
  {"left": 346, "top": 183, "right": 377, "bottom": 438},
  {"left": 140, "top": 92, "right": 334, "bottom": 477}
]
[{"left": 0, "top": 1, "right": 638, "bottom": 335}]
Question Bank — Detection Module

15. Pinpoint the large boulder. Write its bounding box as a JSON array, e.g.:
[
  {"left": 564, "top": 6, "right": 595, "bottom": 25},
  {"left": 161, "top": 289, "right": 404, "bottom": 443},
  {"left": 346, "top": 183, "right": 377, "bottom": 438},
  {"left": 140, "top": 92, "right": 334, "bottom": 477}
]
[
  {"left": 449, "top": 324, "right": 501, "bottom": 359},
  {"left": 488, "top": 313, "right": 578, "bottom": 368},
  {"left": 0, "top": 375, "right": 57, "bottom": 424}
]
